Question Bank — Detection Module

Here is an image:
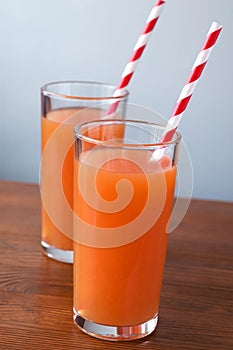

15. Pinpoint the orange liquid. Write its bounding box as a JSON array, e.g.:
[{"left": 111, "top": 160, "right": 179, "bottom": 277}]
[
  {"left": 41, "top": 107, "right": 108, "bottom": 250},
  {"left": 73, "top": 149, "right": 176, "bottom": 326}
]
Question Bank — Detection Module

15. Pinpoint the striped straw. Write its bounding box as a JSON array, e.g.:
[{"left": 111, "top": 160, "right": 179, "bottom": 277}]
[
  {"left": 160, "top": 21, "right": 222, "bottom": 144},
  {"left": 106, "top": 0, "right": 166, "bottom": 116}
]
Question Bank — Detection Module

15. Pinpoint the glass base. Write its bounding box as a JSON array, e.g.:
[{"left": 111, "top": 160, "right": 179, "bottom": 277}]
[
  {"left": 73, "top": 312, "right": 158, "bottom": 341},
  {"left": 41, "top": 240, "right": 73, "bottom": 264}
]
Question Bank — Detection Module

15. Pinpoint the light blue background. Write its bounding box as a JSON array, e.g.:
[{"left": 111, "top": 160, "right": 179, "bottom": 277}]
[{"left": 0, "top": 0, "right": 232, "bottom": 201}]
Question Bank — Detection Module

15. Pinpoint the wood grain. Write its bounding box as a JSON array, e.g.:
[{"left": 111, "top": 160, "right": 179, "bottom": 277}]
[{"left": 0, "top": 181, "right": 233, "bottom": 350}]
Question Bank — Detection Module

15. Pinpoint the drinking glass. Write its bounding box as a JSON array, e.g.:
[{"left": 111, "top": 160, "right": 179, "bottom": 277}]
[
  {"left": 73, "top": 119, "right": 181, "bottom": 340},
  {"left": 40, "top": 81, "right": 129, "bottom": 263}
]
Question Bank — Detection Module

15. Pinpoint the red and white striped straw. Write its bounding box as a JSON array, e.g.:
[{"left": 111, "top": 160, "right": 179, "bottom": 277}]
[
  {"left": 160, "top": 21, "right": 222, "bottom": 144},
  {"left": 106, "top": 0, "right": 166, "bottom": 116}
]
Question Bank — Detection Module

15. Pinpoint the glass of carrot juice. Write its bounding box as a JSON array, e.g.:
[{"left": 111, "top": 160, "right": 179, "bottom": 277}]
[
  {"left": 40, "top": 81, "right": 129, "bottom": 263},
  {"left": 73, "top": 119, "right": 181, "bottom": 340}
]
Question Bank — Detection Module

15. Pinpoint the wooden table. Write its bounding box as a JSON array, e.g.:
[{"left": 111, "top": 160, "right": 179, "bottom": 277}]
[{"left": 0, "top": 181, "right": 233, "bottom": 350}]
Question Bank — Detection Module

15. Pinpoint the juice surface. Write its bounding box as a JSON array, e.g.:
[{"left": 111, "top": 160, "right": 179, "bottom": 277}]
[
  {"left": 41, "top": 107, "right": 105, "bottom": 250},
  {"left": 73, "top": 148, "right": 176, "bottom": 326}
]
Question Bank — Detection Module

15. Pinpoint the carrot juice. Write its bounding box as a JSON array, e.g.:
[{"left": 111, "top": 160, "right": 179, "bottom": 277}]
[
  {"left": 41, "top": 108, "right": 110, "bottom": 251},
  {"left": 73, "top": 148, "right": 177, "bottom": 328}
]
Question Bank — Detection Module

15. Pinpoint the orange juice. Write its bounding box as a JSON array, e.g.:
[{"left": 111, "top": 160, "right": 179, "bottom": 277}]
[
  {"left": 41, "top": 108, "right": 108, "bottom": 251},
  {"left": 73, "top": 148, "right": 176, "bottom": 326}
]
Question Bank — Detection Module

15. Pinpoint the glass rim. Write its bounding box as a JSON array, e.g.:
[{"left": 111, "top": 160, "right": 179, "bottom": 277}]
[
  {"left": 74, "top": 119, "right": 182, "bottom": 149},
  {"left": 40, "top": 80, "right": 129, "bottom": 101}
]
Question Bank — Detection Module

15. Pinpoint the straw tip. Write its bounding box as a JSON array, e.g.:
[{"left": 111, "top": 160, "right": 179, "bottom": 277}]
[
  {"left": 155, "top": 0, "right": 166, "bottom": 6},
  {"left": 210, "top": 21, "right": 223, "bottom": 31}
]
